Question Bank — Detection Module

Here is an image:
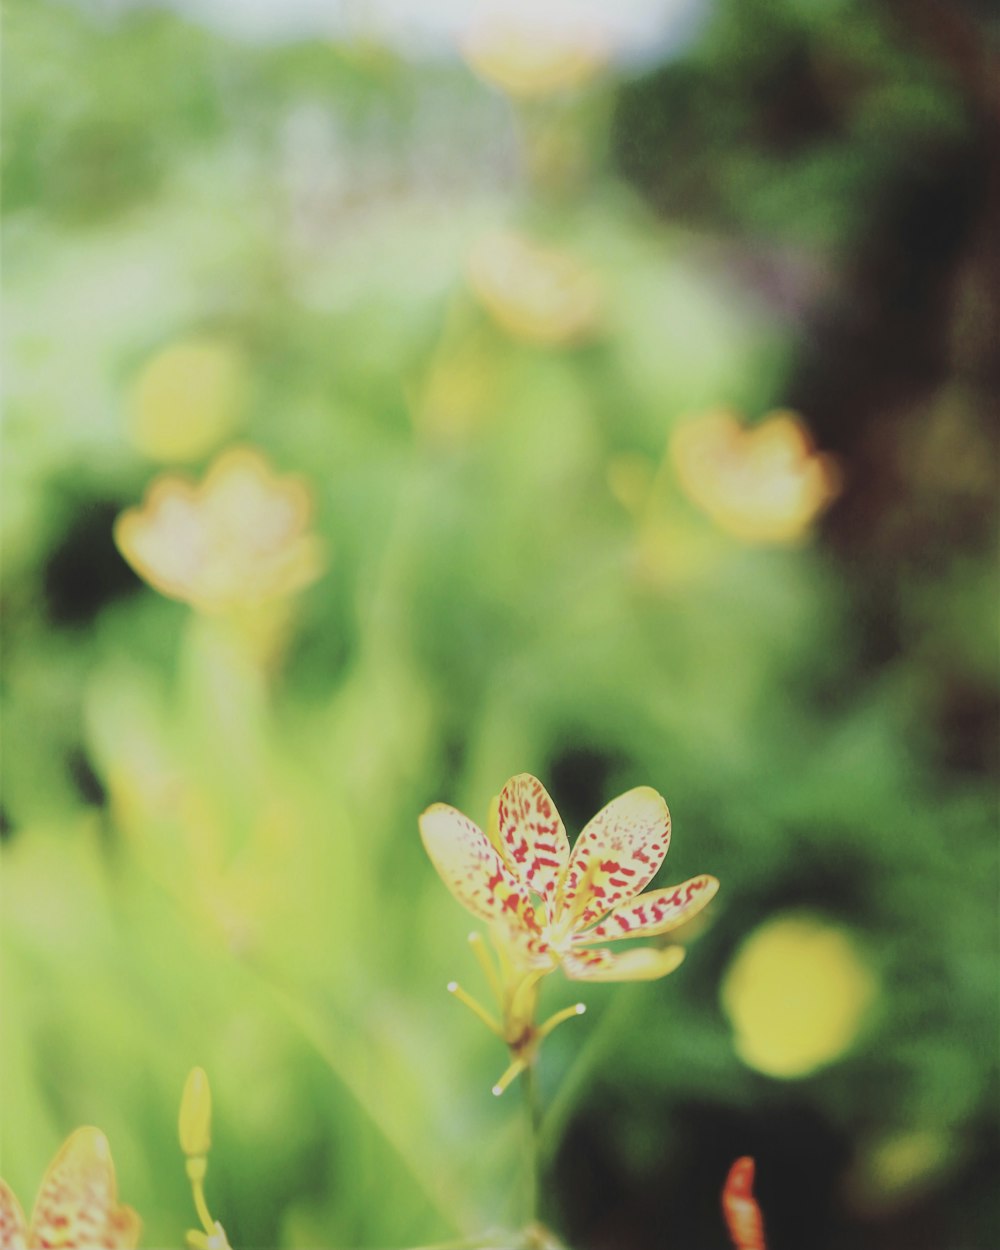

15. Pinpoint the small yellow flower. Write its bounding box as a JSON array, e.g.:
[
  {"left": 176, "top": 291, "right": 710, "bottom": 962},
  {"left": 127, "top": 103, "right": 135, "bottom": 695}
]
[
  {"left": 0, "top": 1127, "right": 140, "bottom": 1250},
  {"left": 420, "top": 773, "right": 718, "bottom": 1091},
  {"left": 467, "top": 231, "right": 601, "bottom": 347},
  {"left": 461, "top": 14, "right": 605, "bottom": 99},
  {"left": 114, "top": 446, "right": 325, "bottom": 614},
  {"left": 670, "top": 409, "right": 841, "bottom": 544}
]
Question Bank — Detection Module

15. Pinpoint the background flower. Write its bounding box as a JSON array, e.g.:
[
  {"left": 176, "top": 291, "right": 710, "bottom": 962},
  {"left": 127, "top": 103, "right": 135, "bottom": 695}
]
[
  {"left": 670, "top": 408, "right": 840, "bottom": 544},
  {"left": 114, "top": 446, "right": 325, "bottom": 613},
  {"left": 466, "top": 231, "right": 602, "bottom": 347}
]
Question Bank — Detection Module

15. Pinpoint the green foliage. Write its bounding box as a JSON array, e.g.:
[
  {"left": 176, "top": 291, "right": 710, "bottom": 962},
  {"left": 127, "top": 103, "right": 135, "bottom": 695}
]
[{"left": 2, "top": 1, "right": 996, "bottom": 1248}]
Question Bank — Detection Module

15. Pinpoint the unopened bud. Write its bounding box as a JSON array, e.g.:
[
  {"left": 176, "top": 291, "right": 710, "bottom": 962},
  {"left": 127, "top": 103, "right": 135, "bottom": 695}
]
[{"left": 179, "top": 1067, "right": 212, "bottom": 1157}]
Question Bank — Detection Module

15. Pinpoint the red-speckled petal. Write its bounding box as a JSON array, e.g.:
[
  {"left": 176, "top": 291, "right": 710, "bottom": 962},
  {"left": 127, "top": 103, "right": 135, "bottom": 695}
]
[
  {"left": 0, "top": 1180, "right": 28, "bottom": 1250},
  {"left": 30, "top": 1128, "right": 141, "bottom": 1249},
  {"left": 577, "top": 875, "right": 719, "bottom": 942},
  {"left": 496, "top": 774, "right": 569, "bottom": 913},
  {"left": 722, "top": 1157, "right": 767, "bottom": 1250},
  {"left": 561, "top": 944, "right": 685, "bottom": 982},
  {"left": 490, "top": 916, "right": 556, "bottom": 973},
  {"left": 420, "top": 803, "right": 540, "bottom": 932},
  {"left": 559, "top": 787, "right": 671, "bottom": 927}
]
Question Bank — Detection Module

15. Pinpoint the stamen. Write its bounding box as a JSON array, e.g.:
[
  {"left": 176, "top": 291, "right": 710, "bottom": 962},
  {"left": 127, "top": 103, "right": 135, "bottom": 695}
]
[
  {"left": 491, "top": 1055, "right": 528, "bottom": 1096},
  {"left": 447, "top": 981, "right": 503, "bottom": 1037},
  {"left": 468, "top": 931, "right": 503, "bottom": 1003},
  {"left": 537, "top": 1001, "right": 586, "bottom": 1041}
]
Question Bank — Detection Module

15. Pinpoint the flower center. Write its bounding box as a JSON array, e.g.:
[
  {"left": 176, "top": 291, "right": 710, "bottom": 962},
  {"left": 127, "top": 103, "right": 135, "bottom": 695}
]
[{"left": 539, "top": 913, "right": 577, "bottom": 957}]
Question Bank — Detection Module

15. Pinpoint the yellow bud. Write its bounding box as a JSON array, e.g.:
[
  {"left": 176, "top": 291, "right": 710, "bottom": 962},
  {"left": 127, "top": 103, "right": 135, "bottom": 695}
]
[{"left": 179, "top": 1066, "right": 212, "bottom": 1157}]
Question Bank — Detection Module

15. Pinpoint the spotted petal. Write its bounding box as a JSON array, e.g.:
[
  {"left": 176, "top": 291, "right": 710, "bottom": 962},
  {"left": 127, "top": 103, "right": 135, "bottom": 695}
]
[
  {"left": 559, "top": 786, "right": 670, "bottom": 927},
  {"left": 30, "top": 1128, "right": 141, "bottom": 1249},
  {"left": 419, "top": 803, "right": 540, "bottom": 932},
  {"left": 561, "top": 944, "right": 685, "bottom": 982},
  {"left": 722, "top": 1157, "right": 767, "bottom": 1250},
  {"left": 496, "top": 774, "right": 569, "bottom": 914},
  {"left": 0, "top": 1180, "right": 28, "bottom": 1250},
  {"left": 578, "top": 875, "right": 719, "bottom": 942}
]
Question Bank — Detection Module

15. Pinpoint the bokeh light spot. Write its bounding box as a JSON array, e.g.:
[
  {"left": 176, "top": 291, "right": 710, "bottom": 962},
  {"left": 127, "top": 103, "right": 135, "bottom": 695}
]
[{"left": 721, "top": 913, "right": 878, "bottom": 1079}]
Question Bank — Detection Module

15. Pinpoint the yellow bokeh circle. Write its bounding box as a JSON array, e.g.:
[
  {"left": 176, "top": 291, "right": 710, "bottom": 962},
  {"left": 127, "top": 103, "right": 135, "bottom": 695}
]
[
  {"left": 128, "top": 336, "right": 248, "bottom": 462},
  {"left": 721, "top": 912, "right": 878, "bottom": 1078}
]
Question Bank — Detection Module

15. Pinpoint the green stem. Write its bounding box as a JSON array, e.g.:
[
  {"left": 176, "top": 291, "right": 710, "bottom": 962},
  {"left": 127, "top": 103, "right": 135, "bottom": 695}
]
[
  {"left": 537, "top": 986, "right": 636, "bottom": 1168},
  {"left": 190, "top": 1174, "right": 215, "bottom": 1237},
  {"left": 521, "top": 1060, "right": 541, "bottom": 1227}
]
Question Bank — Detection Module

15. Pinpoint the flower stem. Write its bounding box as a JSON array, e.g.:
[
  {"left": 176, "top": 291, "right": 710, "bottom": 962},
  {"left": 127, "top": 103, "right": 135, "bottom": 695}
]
[
  {"left": 521, "top": 1060, "right": 541, "bottom": 1228},
  {"left": 537, "top": 985, "right": 637, "bottom": 1168},
  {"left": 190, "top": 1174, "right": 215, "bottom": 1237}
]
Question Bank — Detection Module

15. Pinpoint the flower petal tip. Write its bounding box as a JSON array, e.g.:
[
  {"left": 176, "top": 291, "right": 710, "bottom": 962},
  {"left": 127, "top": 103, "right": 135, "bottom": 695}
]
[{"left": 725, "top": 1157, "right": 756, "bottom": 1196}]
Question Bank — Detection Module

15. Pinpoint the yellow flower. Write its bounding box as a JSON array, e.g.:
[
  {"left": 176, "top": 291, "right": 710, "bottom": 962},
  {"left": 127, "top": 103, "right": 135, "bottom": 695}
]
[
  {"left": 420, "top": 773, "right": 718, "bottom": 1091},
  {"left": 721, "top": 914, "right": 878, "bottom": 1078},
  {"left": 0, "top": 1127, "right": 140, "bottom": 1250},
  {"left": 114, "top": 445, "right": 325, "bottom": 614},
  {"left": 670, "top": 409, "right": 841, "bottom": 544},
  {"left": 461, "top": 14, "right": 605, "bottom": 99},
  {"left": 467, "top": 231, "right": 601, "bottom": 347}
]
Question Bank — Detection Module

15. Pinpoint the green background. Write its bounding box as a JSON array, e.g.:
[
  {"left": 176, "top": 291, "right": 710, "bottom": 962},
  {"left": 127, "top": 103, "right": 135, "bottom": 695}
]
[{"left": 2, "top": 1, "right": 997, "bottom": 1247}]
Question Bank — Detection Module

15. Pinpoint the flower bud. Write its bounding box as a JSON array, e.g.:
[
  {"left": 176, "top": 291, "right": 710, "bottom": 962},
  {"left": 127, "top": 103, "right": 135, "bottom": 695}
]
[{"left": 179, "top": 1067, "right": 212, "bottom": 1158}]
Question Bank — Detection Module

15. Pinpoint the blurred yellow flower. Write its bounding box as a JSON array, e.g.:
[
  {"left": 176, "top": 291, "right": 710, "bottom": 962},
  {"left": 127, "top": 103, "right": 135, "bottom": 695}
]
[
  {"left": 461, "top": 14, "right": 605, "bottom": 99},
  {"left": 127, "top": 336, "right": 247, "bottom": 463},
  {"left": 0, "top": 1127, "right": 140, "bottom": 1250},
  {"left": 420, "top": 773, "right": 718, "bottom": 1092},
  {"left": 179, "top": 1068, "right": 233, "bottom": 1250},
  {"left": 114, "top": 446, "right": 325, "bottom": 614},
  {"left": 670, "top": 409, "right": 841, "bottom": 544},
  {"left": 467, "top": 231, "right": 601, "bottom": 347},
  {"left": 721, "top": 914, "right": 878, "bottom": 1078}
]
